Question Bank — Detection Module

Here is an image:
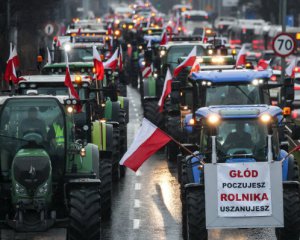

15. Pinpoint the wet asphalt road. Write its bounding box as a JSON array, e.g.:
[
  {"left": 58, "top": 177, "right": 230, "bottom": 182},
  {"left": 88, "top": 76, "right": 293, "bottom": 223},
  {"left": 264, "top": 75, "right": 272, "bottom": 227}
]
[{"left": 1, "top": 86, "right": 279, "bottom": 239}]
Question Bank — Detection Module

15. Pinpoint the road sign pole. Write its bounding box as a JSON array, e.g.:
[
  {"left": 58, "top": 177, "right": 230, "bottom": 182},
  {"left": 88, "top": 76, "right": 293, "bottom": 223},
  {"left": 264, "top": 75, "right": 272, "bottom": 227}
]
[{"left": 280, "top": 0, "right": 287, "bottom": 83}]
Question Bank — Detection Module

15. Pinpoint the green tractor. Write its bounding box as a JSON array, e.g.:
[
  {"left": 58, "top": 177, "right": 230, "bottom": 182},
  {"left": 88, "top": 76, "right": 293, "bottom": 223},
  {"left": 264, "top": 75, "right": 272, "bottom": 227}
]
[
  {"left": 17, "top": 75, "right": 121, "bottom": 218},
  {"left": 0, "top": 95, "right": 101, "bottom": 239}
]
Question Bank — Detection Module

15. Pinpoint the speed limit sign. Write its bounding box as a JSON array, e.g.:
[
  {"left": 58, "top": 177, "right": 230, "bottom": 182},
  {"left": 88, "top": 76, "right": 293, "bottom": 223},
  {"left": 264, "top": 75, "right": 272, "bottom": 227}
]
[{"left": 272, "top": 33, "right": 296, "bottom": 57}]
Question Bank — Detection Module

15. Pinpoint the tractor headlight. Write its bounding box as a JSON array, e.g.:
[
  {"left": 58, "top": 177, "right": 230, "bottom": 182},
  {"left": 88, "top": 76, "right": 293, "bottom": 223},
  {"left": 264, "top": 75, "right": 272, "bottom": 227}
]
[
  {"left": 37, "top": 182, "right": 49, "bottom": 195},
  {"left": 260, "top": 114, "right": 272, "bottom": 123},
  {"left": 207, "top": 114, "right": 220, "bottom": 125},
  {"left": 15, "top": 183, "right": 26, "bottom": 195},
  {"left": 160, "top": 50, "right": 166, "bottom": 57},
  {"left": 64, "top": 44, "right": 72, "bottom": 52},
  {"left": 252, "top": 79, "right": 264, "bottom": 86}
]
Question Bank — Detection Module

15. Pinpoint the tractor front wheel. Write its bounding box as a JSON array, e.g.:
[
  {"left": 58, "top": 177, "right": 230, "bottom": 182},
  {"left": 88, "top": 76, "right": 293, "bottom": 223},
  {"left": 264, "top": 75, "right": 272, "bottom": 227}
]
[
  {"left": 100, "top": 158, "right": 112, "bottom": 220},
  {"left": 185, "top": 188, "right": 207, "bottom": 240},
  {"left": 68, "top": 187, "right": 101, "bottom": 240},
  {"left": 275, "top": 189, "right": 300, "bottom": 240}
]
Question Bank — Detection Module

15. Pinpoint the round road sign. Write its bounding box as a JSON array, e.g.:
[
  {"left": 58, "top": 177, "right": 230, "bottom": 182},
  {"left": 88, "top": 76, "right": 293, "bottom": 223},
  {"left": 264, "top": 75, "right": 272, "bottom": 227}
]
[
  {"left": 272, "top": 33, "right": 296, "bottom": 57},
  {"left": 44, "top": 24, "right": 54, "bottom": 36}
]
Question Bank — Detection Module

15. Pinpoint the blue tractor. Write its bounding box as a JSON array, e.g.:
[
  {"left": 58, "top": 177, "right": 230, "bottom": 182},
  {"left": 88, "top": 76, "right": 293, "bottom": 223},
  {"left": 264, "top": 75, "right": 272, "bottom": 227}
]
[{"left": 181, "top": 105, "right": 300, "bottom": 240}]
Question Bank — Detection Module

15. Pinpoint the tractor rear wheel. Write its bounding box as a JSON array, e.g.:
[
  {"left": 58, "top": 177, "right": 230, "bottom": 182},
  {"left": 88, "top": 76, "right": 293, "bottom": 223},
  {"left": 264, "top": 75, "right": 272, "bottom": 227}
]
[
  {"left": 185, "top": 188, "right": 207, "bottom": 240},
  {"left": 68, "top": 187, "right": 101, "bottom": 240},
  {"left": 100, "top": 158, "right": 112, "bottom": 220},
  {"left": 275, "top": 189, "right": 300, "bottom": 240},
  {"left": 143, "top": 100, "right": 164, "bottom": 129},
  {"left": 112, "top": 127, "right": 121, "bottom": 182}
]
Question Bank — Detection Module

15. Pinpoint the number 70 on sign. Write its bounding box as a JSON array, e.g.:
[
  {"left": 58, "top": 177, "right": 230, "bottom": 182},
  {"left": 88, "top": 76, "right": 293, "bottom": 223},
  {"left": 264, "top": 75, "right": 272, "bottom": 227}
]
[{"left": 272, "top": 33, "right": 296, "bottom": 57}]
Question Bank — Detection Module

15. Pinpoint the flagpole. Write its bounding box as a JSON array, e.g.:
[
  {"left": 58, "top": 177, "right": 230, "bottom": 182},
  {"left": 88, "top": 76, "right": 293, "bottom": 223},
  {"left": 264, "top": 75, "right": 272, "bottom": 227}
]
[{"left": 155, "top": 125, "right": 205, "bottom": 165}]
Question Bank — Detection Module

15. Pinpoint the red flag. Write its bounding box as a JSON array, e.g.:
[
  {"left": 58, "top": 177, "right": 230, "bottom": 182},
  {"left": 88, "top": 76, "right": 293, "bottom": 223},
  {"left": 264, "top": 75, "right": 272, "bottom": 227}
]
[
  {"left": 4, "top": 44, "right": 20, "bottom": 82},
  {"left": 118, "top": 46, "right": 123, "bottom": 71},
  {"left": 173, "top": 46, "right": 197, "bottom": 77},
  {"left": 257, "top": 59, "right": 271, "bottom": 70},
  {"left": 189, "top": 61, "right": 200, "bottom": 75},
  {"left": 107, "top": 23, "right": 113, "bottom": 35},
  {"left": 103, "top": 47, "right": 119, "bottom": 70},
  {"left": 142, "top": 64, "right": 152, "bottom": 78},
  {"left": 93, "top": 45, "right": 104, "bottom": 81},
  {"left": 158, "top": 69, "right": 172, "bottom": 112},
  {"left": 286, "top": 56, "right": 297, "bottom": 78},
  {"left": 64, "top": 53, "right": 80, "bottom": 100},
  {"left": 160, "top": 30, "right": 168, "bottom": 45},
  {"left": 77, "top": 28, "right": 81, "bottom": 35},
  {"left": 119, "top": 118, "right": 171, "bottom": 171},
  {"left": 235, "top": 45, "right": 247, "bottom": 66}
]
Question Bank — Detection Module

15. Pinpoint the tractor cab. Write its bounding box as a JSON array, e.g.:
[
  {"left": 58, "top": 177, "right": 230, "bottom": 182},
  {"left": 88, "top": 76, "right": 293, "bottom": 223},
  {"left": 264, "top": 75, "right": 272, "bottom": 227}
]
[
  {"left": 194, "top": 105, "right": 282, "bottom": 164},
  {"left": 0, "top": 95, "right": 101, "bottom": 236}
]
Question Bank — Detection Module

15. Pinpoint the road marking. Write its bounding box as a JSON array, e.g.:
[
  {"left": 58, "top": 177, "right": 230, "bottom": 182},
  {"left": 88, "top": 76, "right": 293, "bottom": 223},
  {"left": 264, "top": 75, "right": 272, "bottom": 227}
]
[
  {"left": 136, "top": 113, "right": 139, "bottom": 117},
  {"left": 134, "top": 199, "right": 140, "bottom": 208},
  {"left": 134, "top": 108, "right": 138, "bottom": 112},
  {"left": 133, "top": 219, "right": 140, "bottom": 229},
  {"left": 135, "top": 183, "right": 141, "bottom": 190},
  {"left": 132, "top": 103, "right": 136, "bottom": 107}
]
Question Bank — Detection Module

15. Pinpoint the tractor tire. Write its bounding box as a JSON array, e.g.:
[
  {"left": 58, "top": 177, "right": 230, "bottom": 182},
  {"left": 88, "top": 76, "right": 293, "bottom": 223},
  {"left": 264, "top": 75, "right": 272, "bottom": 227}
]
[
  {"left": 112, "top": 127, "right": 121, "bottom": 182},
  {"left": 166, "top": 116, "right": 181, "bottom": 161},
  {"left": 99, "top": 158, "right": 112, "bottom": 220},
  {"left": 119, "top": 83, "right": 127, "bottom": 97},
  {"left": 177, "top": 154, "right": 183, "bottom": 184},
  {"left": 275, "top": 189, "right": 300, "bottom": 240},
  {"left": 119, "top": 110, "right": 127, "bottom": 178},
  {"left": 181, "top": 162, "right": 188, "bottom": 240},
  {"left": 68, "top": 187, "right": 101, "bottom": 240},
  {"left": 185, "top": 188, "right": 207, "bottom": 240},
  {"left": 143, "top": 100, "right": 164, "bottom": 129}
]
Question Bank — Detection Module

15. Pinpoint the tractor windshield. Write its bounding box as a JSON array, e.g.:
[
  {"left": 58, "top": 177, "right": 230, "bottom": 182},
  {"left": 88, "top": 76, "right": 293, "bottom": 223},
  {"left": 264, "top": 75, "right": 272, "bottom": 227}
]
[
  {"left": 0, "top": 98, "right": 66, "bottom": 161},
  {"left": 216, "top": 119, "right": 268, "bottom": 162},
  {"left": 205, "top": 84, "right": 263, "bottom": 105}
]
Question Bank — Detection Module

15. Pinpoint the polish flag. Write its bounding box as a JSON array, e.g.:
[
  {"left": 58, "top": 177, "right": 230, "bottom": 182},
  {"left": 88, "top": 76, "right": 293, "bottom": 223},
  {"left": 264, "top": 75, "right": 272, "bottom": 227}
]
[
  {"left": 107, "top": 23, "right": 113, "bottom": 35},
  {"left": 77, "top": 28, "right": 81, "bottom": 35},
  {"left": 118, "top": 46, "right": 123, "bottom": 71},
  {"left": 257, "top": 59, "right": 271, "bottom": 70},
  {"left": 10, "top": 62, "right": 24, "bottom": 84},
  {"left": 142, "top": 64, "right": 152, "bottom": 78},
  {"left": 235, "top": 45, "right": 247, "bottom": 66},
  {"left": 202, "top": 28, "right": 207, "bottom": 43},
  {"left": 4, "top": 43, "right": 20, "bottom": 82},
  {"left": 158, "top": 69, "right": 172, "bottom": 112},
  {"left": 173, "top": 16, "right": 180, "bottom": 34},
  {"left": 47, "top": 47, "right": 52, "bottom": 64},
  {"left": 119, "top": 118, "right": 171, "bottom": 171},
  {"left": 103, "top": 47, "right": 119, "bottom": 70},
  {"left": 64, "top": 53, "right": 80, "bottom": 101},
  {"left": 147, "top": 39, "right": 152, "bottom": 49},
  {"left": 160, "top": 30, "right": 168, "bottom": 45},
  {"left": 286, "top": 56, "right": 297, "bottom": 78},
  {"left": 173, "top": 46, "right": 197, "bottom": 77},
  {"left": 189, "top": 61, "right": 200, "bottom": 75},
  {"left": 93, "top": 45, "right": 104, "bottom": 81}
]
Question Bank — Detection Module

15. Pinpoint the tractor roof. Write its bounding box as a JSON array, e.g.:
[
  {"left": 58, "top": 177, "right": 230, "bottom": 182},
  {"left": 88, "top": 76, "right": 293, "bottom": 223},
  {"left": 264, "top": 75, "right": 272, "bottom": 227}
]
[
  {"left": 0, "top": 95, "right": 69, "bottom": 105},
  {"left": 190, "top": 69, "right": 272, "bottom": 83},
  {"left": 195, "top": 105, "right": 282, "bottom": 119},
  {"left": 18, "top": 75, "right": 91, "bottom": 84}
]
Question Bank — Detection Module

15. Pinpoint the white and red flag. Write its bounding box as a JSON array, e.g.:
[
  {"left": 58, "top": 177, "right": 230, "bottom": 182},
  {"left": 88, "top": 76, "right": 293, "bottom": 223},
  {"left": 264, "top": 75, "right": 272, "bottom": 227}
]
[
  {"left": 103, "top": 47, "right": 119, "bottom": 70},
  {"left": 46, "top": 47, "right": 52, "bottom": 64},
  {"left": 257, "top": 59, "right": 271, "bottom": 70},
  {"left": 4, "top": 43, "right": 20, "bottom": 83},
  {"left": 235, "top": 45, "right": 247, "bottom": 66},
  {"left": 107, "top": 23, "right": 113, "bottom": 35},
  {"left": 286, "top": 56, "right": 297, "bottom": 78},
  {"left": 158, "top": 69, "right": 172, "bottom": 112},
  {"left": 93, "top": 45, "right": 104, "bottom": 81},
  {"left": 160, "top": 30, "right": 168, "bottom": 45},
  {"left": 189, "top": 61, "right": 201, "bottom": 75},
  {"left": 142, "top": 64, "right": 152, "bottom": 78},
  {"left": 64, "top": 53, "right": 80, "bottom": 101},
  {"left": 201, "top": 28, "right": 207, "bottom": 43},
  {"left": 119, "top": 118, "right": 172, "bottom": 171},
  {"left": 173, "top": 46, "right": 197, "bottom": 77},
  {"left": 118, "top": 46, "right": 123, "bottom": 71}
]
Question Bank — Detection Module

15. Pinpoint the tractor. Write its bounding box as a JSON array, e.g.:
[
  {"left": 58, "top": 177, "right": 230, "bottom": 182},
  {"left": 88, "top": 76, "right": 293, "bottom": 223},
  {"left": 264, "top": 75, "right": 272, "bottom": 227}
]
[
  {"left": 17, "top": 74, "right": 122, "bottom": 218},
  {"left": 0, "top": 95, "right": 101, "bottom": 239},
  {"left": 180, "top": 105, "right": 300, "bottom": 240}
]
